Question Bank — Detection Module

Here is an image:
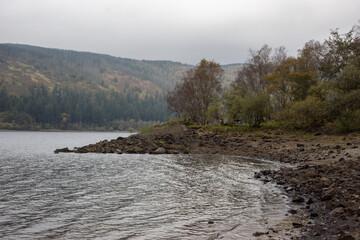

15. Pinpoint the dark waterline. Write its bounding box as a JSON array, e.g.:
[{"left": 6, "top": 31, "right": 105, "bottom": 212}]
[{"left": 0, "top": 131, "right": 289, "bottom": 239}]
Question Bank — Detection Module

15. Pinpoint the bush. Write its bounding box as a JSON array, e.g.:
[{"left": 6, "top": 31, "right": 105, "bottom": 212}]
[
  {"left": 0, "top": 122, "right": 14, "bottom": 129},
  {"left": 329, "top": 109, "right": 360, "bottom": 132},
  {"left": 139, "top": 126, "right": 153, "bottom": 134},
  {"left": 206, "top": 101, "right": 225, "bottom": 125},
  {"left": 277, "top": 96, "right": 327, "bottom": 130},
  {"left": 239, "top": 92, "right": 273, "bottom": 127},
  {"left": 225, "top": 91, "right": 272, "bottom": 127}
]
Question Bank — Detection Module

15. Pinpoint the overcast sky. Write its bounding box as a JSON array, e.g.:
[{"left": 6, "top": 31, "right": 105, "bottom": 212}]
[{"left": 1, "top": 0, "right": 359, "bottom": 65}]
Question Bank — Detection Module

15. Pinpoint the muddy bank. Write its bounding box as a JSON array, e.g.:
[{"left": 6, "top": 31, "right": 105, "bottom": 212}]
[{"left": 55, "top": 124, "right": 360, "bottom": 239}]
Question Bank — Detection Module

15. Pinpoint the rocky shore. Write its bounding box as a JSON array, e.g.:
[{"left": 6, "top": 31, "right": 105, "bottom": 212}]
[{"left": 55, "top": 123, "right": 360, "bottom": 239}]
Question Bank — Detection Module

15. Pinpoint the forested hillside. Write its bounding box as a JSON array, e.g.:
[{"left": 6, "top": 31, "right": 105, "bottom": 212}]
[
  {"left": 0, "top": 44, "right": 191, "bottom": 96},
  {"left": 0, "top": 44, "right": 242, "bottom": 130}
]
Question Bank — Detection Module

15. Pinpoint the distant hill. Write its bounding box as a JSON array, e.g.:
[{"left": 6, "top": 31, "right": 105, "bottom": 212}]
[
  {"left": 0, "top": 44, "right": 242, "bottom": 96},
  {"left": 0, "top": 44, "right": 243, "bottom": 130}
]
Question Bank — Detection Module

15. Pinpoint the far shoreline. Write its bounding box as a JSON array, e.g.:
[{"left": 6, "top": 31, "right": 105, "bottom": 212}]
[{"left": 0, "top": 129, "right": 136, "bottom": 133}]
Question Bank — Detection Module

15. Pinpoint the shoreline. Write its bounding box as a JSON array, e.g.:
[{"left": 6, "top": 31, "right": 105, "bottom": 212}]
[
  {"left": 0, "top": 129, "right": 136, "bottom": 133},
  {"left": 55, "top": 123, "right": 360, "bottom": 239}
]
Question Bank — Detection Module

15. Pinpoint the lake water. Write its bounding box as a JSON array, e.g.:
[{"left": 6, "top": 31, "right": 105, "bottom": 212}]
[{"left": 0, "top": 131, "right": 290, "bottom": 239}]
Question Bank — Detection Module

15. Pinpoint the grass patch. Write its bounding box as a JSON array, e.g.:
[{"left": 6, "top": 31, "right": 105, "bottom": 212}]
[
  {"left": 188, "top": 122, "right": 283, "bottom": 133},
  {"left": 139, "top": 126, "right": 153, "bottom": 134}
]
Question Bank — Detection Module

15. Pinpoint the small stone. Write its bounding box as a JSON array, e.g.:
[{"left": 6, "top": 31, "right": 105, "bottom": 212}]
[
  {"left": 310, "top": 212, "right": 318, "bottom": 218},
  {"left": 254, "top": 172, "right": 262, "bottom": 179},
  {"left": 292, "top": 196, "right": 305, "bottom": 203},
  {"left": 253, "top": 232, "right": 266, "bottom": 237},
  {"left": 292, "top": 222, "right": 302, "bottom": 228},
  {"left": 321, "top": 194, "right": 332, "bottom": 201},
  {"left": 339, "top": 235, "right": 355, "bottom": 240},
  {"left": 289, "top": 178, "right": 300, "bottom": 185},
  {"left": 331, "top": 207, "right": 345, "bottom": 215},
  {"left": 338, "top": 224, "right": 349, "bottom": 230},
  {"left": 288, "top": 209, "right": 297, "bottom": 214}
]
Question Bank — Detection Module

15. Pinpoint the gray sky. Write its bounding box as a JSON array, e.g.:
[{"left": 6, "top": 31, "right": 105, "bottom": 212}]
[{"left": 1, "top": 0, "right": 359, "bottom": 65}]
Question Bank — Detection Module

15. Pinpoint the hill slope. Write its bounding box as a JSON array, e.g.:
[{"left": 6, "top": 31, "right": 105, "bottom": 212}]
[
  {"left": 0, "top": 44, "right": 242, "bottom": 96},
  {"left": 0, "top": 44, "right": 243, "bottom": 130},
  {"left": 0, "top": 44, "right": 192, "bottom": 96}
]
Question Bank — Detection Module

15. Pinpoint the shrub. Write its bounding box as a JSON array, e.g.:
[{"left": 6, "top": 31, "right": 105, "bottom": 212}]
[
  {"left": 239, "top": 92, "right": 273, "bottom": 127},
  {"left": 329, "top": 109, "right": 360, "bottom": 132},
  {"left": 225, "top": 91, "right": 272, "bottom": 127},
  {"left": 277, "top": 96, "right": 327, "bottom": 130}
]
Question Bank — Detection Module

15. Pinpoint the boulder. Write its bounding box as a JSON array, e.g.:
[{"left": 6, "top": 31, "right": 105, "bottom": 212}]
[{"left": 153, "top": 147, "right": 166, "bottom": 154}]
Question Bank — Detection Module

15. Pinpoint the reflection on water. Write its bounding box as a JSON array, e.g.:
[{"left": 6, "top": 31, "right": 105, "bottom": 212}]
[{"left": 0, "top": 131, "right": 289, "bottom": 239}]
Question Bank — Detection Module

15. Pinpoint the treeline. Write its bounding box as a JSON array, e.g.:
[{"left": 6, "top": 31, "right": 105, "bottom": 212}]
[
  {"left": 167, "top": 24, "right": 360, "bottom": 132},
  {"left": 0, "top": 84, "right": 169, "bottom": 130}
]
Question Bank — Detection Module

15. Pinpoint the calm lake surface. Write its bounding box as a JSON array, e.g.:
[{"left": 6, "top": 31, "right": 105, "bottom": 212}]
[{"left": 0, "top": 131, "right": 290, "bottom": 239}]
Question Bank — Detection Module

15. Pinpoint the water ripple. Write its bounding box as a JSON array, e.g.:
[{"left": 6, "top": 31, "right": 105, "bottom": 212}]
[{"left": 0, "top": 131, "right": 289, "bottom": 239}]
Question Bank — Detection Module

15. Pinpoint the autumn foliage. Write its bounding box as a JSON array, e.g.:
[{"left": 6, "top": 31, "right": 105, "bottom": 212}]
[
  {"left": 167, "top": 24, "right": 360, "bottom": 132},
  {"left": 166, "top": 59, "right": 223, "bottom": 125}
]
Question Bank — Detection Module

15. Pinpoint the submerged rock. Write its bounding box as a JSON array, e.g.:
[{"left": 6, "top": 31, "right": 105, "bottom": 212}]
[
  {"left": 292, "top": 222, "right": 303, "bottom": 228},
  {"left": 292, "top": 196, "right": 305, "bottom": 203},
  {"left": 54, "top": 147, "right": 73, "bottom": 153}
]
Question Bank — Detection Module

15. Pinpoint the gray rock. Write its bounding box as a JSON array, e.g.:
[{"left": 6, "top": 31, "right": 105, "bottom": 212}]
[{"left": 153, "top": 147, "right": 166, "bottom": 154}]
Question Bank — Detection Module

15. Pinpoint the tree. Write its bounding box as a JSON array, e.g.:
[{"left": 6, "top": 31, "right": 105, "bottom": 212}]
[
  {"left": 166, "top": 59, "right": 224, "bottom": 125},
  {"left": 265, "top": 57, "right": 296, "bottom": 111},
  {"left": 298, "top": 40, "right": 325, "bottom": 72},
  {"left": 336, "top": 53, "right": 360, "bottom": 93},
  {"left": 266, "top": 57, "right": 318, "bottom": 111},
  {"left": 320, "top": 26, "right": 360, "bottom": 81},
  {"left": 232, "top": 45, "right": 273, "bottom": 93}
]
